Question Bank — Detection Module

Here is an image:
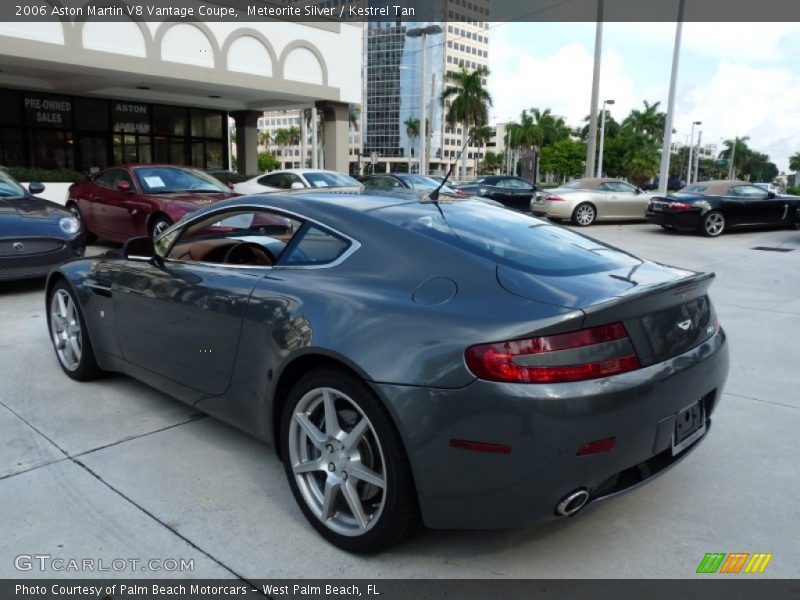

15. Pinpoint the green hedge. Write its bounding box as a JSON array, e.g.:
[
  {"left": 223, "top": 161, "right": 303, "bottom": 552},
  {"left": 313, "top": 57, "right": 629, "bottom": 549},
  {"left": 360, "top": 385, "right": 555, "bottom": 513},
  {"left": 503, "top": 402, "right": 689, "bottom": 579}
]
[
  {"left": 786, "top": 186, "right": 800, "bottom": 196},
  {"left": 5, "top": 167, "right": 86, "bottom": 183}
]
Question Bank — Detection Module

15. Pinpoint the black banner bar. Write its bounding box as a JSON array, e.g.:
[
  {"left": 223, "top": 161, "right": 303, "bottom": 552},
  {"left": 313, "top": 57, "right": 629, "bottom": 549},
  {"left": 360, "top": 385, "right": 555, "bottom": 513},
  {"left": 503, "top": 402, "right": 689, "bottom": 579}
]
[
  {"left": 4, "top": 0, "right": 800, "bottom": 23},
  {"left": 3, "top": 579, "right": 800, "bottom": 600}
]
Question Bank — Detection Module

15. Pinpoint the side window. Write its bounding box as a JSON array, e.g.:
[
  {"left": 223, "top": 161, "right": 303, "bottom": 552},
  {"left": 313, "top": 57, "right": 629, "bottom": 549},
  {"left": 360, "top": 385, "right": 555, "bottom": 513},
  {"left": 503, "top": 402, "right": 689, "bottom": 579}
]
[
  {"left": 166, "top": 209, "right": 302, "bottom": 266},
  {"left": 732, "top": 185, "right": 768, "bottom": 198},
  {"left": 282, "top": 225, "right": 351, "bottom": 266},
  {"left": 508, "top": 178, "right": 531, "bottom": 189},
  {"left": 95, "top": 170, "right": 117, "bottom": 189},
  {"left": 614, "top": 182, "right": 637, "bottom": 193},
  {"left": 257, "top": 174, "right": 276, "bottom": 187},
  {"left": 498, "top": 179, "right": 513, "bottom": 188},
  {"left": 597, "top": 183, "right": 612, "bottom": 191}
]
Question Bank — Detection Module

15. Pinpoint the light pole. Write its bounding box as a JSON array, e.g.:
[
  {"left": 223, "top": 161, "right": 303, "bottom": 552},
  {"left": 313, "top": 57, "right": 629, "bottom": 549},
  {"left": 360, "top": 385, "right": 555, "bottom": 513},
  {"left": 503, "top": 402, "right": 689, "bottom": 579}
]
[
  {"left": 693, "top": 129, "right": 702, "bottom": 183},
  {"left": 686, "top": 120, "right": 701, "bottom": 184},
  {"left": 406, "top": 24, "right": 442, "bottom": 177},
  {"left": 596, "top": 99, "right": 614, "bottom": 177},
  {"left": 658, "top": 0, "right": 685, "bottom": 194},
  {"left": 584, "top": 0, "right": 604, "bottom": 178},
  {"left": 728, "top": 137, "right": 738, "bottom": 179}
]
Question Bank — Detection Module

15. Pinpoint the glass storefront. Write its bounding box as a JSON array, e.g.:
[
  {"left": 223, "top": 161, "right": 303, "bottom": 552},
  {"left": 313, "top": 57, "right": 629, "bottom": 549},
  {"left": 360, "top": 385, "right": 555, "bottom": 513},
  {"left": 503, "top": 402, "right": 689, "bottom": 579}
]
[{"left": 0, "top": 88, "right": 228, "bottom": 173}]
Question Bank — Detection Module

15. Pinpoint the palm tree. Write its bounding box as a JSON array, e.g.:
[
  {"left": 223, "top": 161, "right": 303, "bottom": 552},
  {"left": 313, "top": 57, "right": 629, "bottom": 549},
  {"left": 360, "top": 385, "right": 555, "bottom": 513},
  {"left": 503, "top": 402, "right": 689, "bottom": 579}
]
[
  {"left": 481, "top": 150, "right": 503, "bottom": 174},
  {"left": 304, "top": 108, "right": 325, "bottom": 168},
  {"left": 623, "top": 100, "right": 665, "bottom": 138},
  {"left": 440, "top": 64, "right": 492, "bottom": 181},
  {"left": 274, "top": 128, "right": 289, "bottom": 167},
  {"left": 719, "top": 136, "right": 751, "bottom": 178},
  {"left": 470, "top": 124, "right": 493, "bottom": 175},
  {"left": 286, "top": 126, "right": 301, "bottom": 168},
  {"left": 506, "top": 110, "right": 540, "bottom": 177},
  {"left": 788, "top": 152, "right": 800, "bottom": 173},
  {"left": 349, "top": 105, "right": 361, "bottom": 131},
  {"left": 257, "top": 130, "right": 271, "bottom": 151},
  {"left": 404, "top": 117, "right": 420, "bottom": 171}
]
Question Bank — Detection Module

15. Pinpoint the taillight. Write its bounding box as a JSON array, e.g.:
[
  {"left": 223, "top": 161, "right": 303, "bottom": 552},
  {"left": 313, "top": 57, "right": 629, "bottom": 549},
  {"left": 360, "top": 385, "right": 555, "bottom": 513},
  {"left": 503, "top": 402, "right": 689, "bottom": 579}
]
[
  {"left": 546, "top": 194, "right": 564, "bottom": 202},
  {"left": 668, "top": 201, "right": 693, "bottom": 211},
  {"left": 465, "top": 323, "right": 641, "bottom": 383}
]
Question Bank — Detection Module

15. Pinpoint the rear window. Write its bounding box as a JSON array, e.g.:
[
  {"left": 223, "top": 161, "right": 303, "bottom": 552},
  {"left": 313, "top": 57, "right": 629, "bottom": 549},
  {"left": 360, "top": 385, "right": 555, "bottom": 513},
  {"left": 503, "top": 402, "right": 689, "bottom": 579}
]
[{"left": 372, "top": 200, "right": 639, "bottom": 276}]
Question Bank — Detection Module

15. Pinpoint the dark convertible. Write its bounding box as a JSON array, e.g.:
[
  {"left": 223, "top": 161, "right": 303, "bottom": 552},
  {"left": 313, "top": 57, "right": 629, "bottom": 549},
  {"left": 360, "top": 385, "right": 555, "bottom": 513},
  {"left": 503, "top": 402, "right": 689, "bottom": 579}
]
[
  {"left": 646, "top": 179, "right": 800, "bottom": 237},
  {"left": 46, "top": 193, "right": 729, "bottom": 552}
]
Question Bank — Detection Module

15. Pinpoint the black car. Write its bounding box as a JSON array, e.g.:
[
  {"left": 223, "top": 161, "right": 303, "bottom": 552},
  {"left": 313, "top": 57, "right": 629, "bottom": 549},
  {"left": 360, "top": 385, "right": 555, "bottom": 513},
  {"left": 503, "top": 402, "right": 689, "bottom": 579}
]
[
  {"left": 46, "top": 192, "right": 728, "bottom": 552},
  {"left": 455, "top": 175, "right": 537, "bottom": 209},
  {"left": 646, "top": 179, "right": 800, "bottom": 237},
  {"left": 358, "top": 173, "right": 470, "bottom": 198},
  {"left": 0, "top": 170, "right": 84, "bottom": 281}
]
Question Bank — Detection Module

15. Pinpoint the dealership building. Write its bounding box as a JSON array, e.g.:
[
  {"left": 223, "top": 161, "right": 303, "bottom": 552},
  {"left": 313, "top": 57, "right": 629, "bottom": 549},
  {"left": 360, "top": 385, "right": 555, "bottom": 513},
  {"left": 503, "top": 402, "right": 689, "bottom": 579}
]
[{"left": 0, "top": 15, "right": 361, "bottom": 177}]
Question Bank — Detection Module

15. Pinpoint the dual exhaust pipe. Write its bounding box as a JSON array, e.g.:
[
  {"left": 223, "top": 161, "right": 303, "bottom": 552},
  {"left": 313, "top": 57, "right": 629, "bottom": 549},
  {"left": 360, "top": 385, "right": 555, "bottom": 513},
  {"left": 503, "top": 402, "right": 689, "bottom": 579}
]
[{"left": 556, "top": 488, "right": 590, "bottom": 516}]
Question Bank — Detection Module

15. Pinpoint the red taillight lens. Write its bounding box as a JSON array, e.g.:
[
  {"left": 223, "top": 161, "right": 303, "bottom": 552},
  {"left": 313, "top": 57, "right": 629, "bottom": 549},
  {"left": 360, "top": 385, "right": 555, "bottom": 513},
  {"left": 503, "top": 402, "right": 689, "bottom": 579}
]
[
  {"left": 546, "top": 194, "right": 564, "bottom": 201},
  {"left": 465, "top": 323, "right": 641, "bottom": 383},
  {"left": 668, "top": 201, "right": 692, "bottom": 211},
  {"left": 577, "top": 437, "right": 616, "bottom": 456}
]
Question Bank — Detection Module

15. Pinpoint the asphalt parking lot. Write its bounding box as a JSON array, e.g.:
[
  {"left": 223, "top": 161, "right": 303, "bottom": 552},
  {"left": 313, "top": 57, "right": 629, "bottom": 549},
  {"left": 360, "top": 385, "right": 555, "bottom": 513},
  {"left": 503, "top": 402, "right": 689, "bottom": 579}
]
[{"left": 1, "top": 222, "right": 798, "bottom": 579}]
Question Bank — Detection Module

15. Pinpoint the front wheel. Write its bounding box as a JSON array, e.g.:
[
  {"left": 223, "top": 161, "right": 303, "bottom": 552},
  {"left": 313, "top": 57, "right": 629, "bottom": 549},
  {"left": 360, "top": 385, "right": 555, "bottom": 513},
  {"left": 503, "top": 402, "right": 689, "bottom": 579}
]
[
  {"left": 572, "top": 202, "right": 596, "bottom": 226},
  {"left": 281, "top": 367, "right": 419, "bottom": 553},
  {"left": 68, "top": 203, "right": 96, "bottom": 244},
  {"left": 701, "top": 210, "right": 725, "bottom": 237},
  {"left": 48, "top": 281, "right": 102, "bottom": 381},
  {"left": 149, "top": 216, "right": 173, "bottom": 239}
]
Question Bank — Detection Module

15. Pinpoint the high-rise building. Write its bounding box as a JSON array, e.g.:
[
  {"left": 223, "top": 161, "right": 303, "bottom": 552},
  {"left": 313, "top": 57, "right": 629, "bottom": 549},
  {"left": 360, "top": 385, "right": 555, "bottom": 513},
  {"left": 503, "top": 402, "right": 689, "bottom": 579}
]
[{"left": 362, "top": 0, "right": 491, "bottom": 178}]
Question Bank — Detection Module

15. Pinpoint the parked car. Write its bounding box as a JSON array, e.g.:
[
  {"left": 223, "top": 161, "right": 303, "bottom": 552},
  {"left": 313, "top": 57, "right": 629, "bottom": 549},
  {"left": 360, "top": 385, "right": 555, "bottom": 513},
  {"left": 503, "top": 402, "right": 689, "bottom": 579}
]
[
  {"left": 531, "top": 178, "right": 654, "bottom": 226},
  {"left": 753, "top": 182, "right": 783, "bottom": 195},
  {"left": 455, "top": 175, "right": 537, "bottom": 209},
  {"left": 0, "top": 169, "right": 84, "bottom": 281},
  {"left": 67, "top": 164, "right": 238, "bottom": 242},
  {"left": 646, "top": 179, "right": 800, "bottom": 237},
  {"left": 234, "top": 169, "right": 363, "bottom": 195},
  {"left": 46, "top": 193, "right": 728, "bottom": 552},
  {"left": 359, "top": 173, "right": 470, "bottom": 198}
]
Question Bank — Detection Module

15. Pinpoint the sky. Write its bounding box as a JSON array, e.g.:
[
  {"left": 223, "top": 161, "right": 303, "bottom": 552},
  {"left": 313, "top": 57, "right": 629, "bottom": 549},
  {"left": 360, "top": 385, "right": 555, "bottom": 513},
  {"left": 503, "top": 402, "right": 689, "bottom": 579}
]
[{"left": 487, "top": 22, "right": 800, "bottom": 172}]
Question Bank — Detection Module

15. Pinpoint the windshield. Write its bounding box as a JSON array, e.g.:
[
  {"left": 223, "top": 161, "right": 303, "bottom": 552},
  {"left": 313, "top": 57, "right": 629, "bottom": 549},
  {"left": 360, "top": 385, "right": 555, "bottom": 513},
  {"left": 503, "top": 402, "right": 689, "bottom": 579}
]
[
  {"left": 134, "top": 167, "right": 229, "bottom": 194},
  {"left": 303, "top": 172, "right": 361, "bottom": 188},
  {"left": 372, "top": 200, "right": 637, "bottom": 276},
  {"left": 0, "top": 171, "right": 26, "bottom": 198},
  {"left": 562, "top": 180, "right": 585, "bottom": 189}
]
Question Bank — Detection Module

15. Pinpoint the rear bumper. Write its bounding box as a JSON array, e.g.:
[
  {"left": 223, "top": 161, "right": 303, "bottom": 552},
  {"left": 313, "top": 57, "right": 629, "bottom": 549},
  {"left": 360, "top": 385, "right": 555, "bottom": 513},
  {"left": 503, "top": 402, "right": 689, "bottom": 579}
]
[
  {"left": 646, "top": 209, "right": 702, "bottom": 231},
  {"left": 375, "top": 327, "right": 728, "bottom": 529},
  {"left": 531, "top": 200, "right": 574, "bottom": 219}
]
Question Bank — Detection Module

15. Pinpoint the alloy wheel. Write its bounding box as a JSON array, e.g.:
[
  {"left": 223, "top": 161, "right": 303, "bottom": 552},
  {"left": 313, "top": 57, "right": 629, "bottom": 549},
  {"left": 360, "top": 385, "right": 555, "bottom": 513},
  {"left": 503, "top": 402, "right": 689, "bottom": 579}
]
[
  {"left": 574, "top": 204, "right": 596, "bottom": 226},
  {"left": 287, "top": 387, "right": 387, "bottom": 537},
  {"left": 704, "top": 212, "right": 725, "bottom": 236},
  {"left": 50, "top": 289, "right": 82, "bottom": 371}
]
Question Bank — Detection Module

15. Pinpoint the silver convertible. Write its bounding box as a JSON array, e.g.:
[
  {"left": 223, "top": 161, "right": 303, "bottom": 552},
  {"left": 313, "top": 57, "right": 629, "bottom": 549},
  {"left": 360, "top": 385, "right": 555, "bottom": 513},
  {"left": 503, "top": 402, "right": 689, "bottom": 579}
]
[{"left": 531, "top": 177, "right": 656, "bottom": 226}]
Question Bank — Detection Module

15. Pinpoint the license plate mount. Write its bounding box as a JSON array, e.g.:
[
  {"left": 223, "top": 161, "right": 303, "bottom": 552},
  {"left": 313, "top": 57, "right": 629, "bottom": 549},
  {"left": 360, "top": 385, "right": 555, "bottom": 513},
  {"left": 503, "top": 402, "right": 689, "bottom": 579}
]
[{"left": 672, "top": 400, "right": 706, "bottom": 456}]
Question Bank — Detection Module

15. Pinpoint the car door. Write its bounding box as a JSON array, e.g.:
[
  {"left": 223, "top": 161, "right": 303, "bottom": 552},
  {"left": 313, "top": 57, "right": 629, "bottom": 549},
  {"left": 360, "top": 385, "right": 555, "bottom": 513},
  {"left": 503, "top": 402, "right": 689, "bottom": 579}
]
[
  {"left": 605, "top": 181, "right": 646, "bottom": 219},
  {"left": 76, "top": 171, "right": 112, "bottom": 232},
  {"left": 727, "top": 185, "right": 783, "bottom": 226},
  {"left": 113, "top": 207, "right": 303, "bottom": 396},
  {"left": 507, "top": 178, "right": 536, "bottom": 201},
  {"left": 91, "top": 168, "right": 137, "bottom": 240}
]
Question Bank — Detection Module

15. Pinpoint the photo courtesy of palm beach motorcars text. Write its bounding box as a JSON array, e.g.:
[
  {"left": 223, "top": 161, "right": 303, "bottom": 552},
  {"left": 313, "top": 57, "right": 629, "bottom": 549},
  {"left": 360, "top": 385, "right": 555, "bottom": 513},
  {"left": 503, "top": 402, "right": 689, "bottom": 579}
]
[{"left": 1, "top": 0, "right": 799, "bottom": 598}]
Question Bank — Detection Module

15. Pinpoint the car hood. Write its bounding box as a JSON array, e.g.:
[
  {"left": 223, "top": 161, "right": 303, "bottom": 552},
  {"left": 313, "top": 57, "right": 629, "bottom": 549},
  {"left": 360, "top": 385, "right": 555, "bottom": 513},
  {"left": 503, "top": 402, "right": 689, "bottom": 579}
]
[
  {"left": 146, "top": 191, "right": 238, "bottom": 204},
  {"left": 0, "top": 195, "right": 70, "bottom": 220}
]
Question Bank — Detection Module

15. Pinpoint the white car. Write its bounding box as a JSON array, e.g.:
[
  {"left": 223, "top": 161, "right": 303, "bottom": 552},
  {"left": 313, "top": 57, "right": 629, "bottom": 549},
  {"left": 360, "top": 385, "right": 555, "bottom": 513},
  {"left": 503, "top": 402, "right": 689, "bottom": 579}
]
[
  {"left": 233, "top": 169, "right": 363, "bottom": 195},
  {"left": 753, "top": 182, "right": 782, "bottom": 195}
]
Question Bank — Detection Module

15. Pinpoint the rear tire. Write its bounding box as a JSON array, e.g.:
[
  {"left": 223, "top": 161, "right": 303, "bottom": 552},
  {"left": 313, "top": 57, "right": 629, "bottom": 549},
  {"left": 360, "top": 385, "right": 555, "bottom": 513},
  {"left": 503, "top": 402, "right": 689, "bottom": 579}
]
[
  {"left": 572, "top": 202, "right": 596, "bottom": 226},
  {"left": 68, "top": 202, "right": 96, "bottom": 245},
  {"left": 280, "top": 367, "right": 419, "bottom": 553},
  {"left": 701, "top": 211, "right": 725, "bottom": 237},
  {"left": 47, "top": 281, "right": 102, "bottom": 381},
  {"left": 660, "top": 223, "right": 674, "bottom": 231}
]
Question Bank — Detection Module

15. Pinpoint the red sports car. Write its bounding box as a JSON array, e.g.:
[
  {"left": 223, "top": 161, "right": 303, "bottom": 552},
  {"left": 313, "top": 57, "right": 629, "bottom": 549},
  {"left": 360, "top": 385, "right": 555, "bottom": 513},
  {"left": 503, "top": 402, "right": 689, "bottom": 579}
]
[{"left": 67, "top": 164, "right": 238, "bottom": 242}]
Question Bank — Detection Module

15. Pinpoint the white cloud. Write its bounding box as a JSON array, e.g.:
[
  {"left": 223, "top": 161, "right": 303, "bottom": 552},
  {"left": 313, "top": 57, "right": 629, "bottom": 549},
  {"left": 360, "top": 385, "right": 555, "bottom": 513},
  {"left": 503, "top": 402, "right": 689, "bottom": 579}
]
[
  {"left": 489, "top": 29, "right": 639, "bottom": 128},
  {"left": 676, "top": 61, "right": 800, "bottom": 171}
]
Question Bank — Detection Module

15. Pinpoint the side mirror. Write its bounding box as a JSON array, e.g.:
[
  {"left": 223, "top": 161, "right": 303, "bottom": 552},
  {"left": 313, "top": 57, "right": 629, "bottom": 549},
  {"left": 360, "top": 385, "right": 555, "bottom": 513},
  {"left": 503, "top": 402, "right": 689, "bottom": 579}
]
[
  {"left": 116, "top": 180, "right": 132, "bottom": 193},
  {"left": 123, "top": 236, "right": 157, "bottom": 262},
  {"left": 635, "top": 187, "right": 642, "bottom": 195},
  {"left": 767, "top": 191, "right": 776, "bottom": 199},
  {"left": 28, "top": 182, "right": 45, "bottom": 195},
  {"left": 290, "top": 182, "right": 305, "bottom": 190},
  {"left": 226, "top": 181, "right": 234, "bottom": 190}
]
